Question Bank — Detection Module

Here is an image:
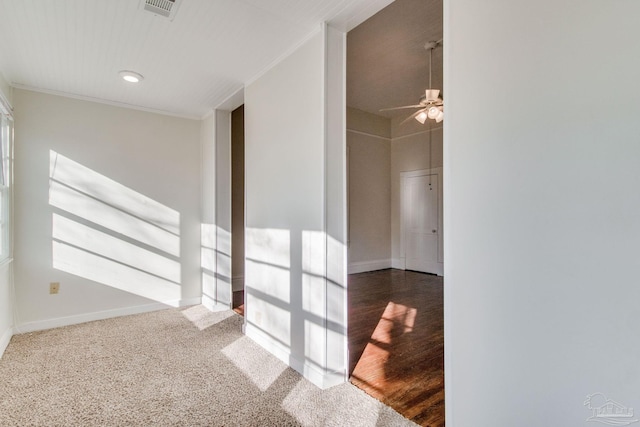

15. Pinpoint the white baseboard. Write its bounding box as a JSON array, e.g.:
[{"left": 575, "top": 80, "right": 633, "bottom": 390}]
[
  {"left": 17, "top": 298, "right": 199, "bottom": 334},
  {"left": 391, "top": 258, "right": 405, "bottom": 270},
  {"left": 202, "top": 294, "right": 231, "bottom": 312},
  {"left": 245, "top": 323, "right": 347, "bottom": 390},
  {"left": 348, "top": 259, "right": 392, "bottom": 274},
  {"left": 0, "top": 326, "right": 13, "bottom": 359},
  {"left": 180, "top": 297, "right": 202, "bottom": 306}
]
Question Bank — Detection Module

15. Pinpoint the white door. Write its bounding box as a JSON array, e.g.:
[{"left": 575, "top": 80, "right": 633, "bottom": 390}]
[{"left": 402, "top": 169, "right": 443, "bottom": 275}]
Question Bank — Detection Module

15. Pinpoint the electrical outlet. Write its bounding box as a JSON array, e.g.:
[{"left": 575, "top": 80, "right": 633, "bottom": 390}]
[{"left": 49, "top": 282, "right": 60, "bottom": 294}]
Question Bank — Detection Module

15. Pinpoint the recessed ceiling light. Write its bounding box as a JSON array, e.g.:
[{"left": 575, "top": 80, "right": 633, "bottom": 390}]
[{"left": 119, "top": 70, "right": 144, "bottom": 83}]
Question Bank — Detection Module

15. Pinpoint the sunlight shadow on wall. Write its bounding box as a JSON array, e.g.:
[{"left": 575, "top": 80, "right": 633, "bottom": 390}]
[
  {"left": 302, "top": 230, "right": 327, "bottom": 372},
  {"left": 53, "top": 214, "right": 180, "bottom": 282},
  {"left": 246, "top": 227, "right": 291, "bottom": 347},
  {"left": 201, "top": 223, "right": 216, "bottom": 307},
  {"left": 325, "top": 234, "right": 347, "bottom": 374},
  {"left": 245, "top": 226, "right": 348, "bottom": 386},
  {"left": 50, "top": 152, "right": 180, "bottom": 256},
  {"left": 50, "top": 150, "right": 182, "bottom": 305},
  {"left": 301, "top": 231, "right": 347, "bottom": 378},
  {"left": 200, "top": 224, "right": 232, "bottom": 308},
  {"left": 216, "top": 225, "right": 232, "bottom": 305}
]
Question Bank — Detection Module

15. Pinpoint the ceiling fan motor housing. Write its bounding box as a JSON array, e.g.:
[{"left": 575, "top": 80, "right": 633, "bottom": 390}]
[{"left": 425, "top": 89, "right": 440, "bottom": 103}]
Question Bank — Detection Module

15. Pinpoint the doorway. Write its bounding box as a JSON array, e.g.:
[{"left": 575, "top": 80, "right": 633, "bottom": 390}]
[
  {"left": 231, "top": 105, "right": 245, "bottom": 316},
  {"left": 401, "top": 167, "right": 443, "bottom": 275},
  {"left": 345, "top": 0, "right": 444, "bottom": 425}
]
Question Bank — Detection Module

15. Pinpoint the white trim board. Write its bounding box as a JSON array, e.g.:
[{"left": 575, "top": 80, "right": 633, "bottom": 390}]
[
  {"left": 202, "top": 294, "right": 231, "bottom": 313},
  {"left": 0, "top": 90, "right": 12, "bottom": 116},
  {"left": 245, "top": 323, "right": 345, "bottom": 390},
  {"left": 16, "top": 297, "right": 201, "bottom": 334},
  {"left": 0, "top": 326, "right": 12, "bottom": 359},
  {"left": 328, "top": 0, "right": 395, "bottom": 32},
  {"left": 392, "top": 126, "right": 443, "bottom": 142},
  {"left": 391, "top": 258, "right": 405, "bottom": 270},
  {"left": 348, "top": 259, "right": 392, "bottom": 274},
  {"left": 213, "top": 86, "right": 244, "bottom": 114},
  {"left": 346, "top": 128, "right": 391, "bottom": 141}
]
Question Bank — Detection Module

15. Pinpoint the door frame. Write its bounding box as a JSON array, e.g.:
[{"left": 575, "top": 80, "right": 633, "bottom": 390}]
[{"left": 399, "top": 167, "right": 444, "bottom": 275}]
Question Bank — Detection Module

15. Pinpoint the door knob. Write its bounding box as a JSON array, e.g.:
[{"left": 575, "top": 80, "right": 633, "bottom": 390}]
[{"left": 432, "top": 229, "right": 437, "bottom": 233}]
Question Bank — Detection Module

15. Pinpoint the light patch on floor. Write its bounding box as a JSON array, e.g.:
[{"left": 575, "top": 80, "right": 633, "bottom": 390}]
[
  {"left": 282, "top": 379, "right": 384, "bottom": 427},
  {"left": 180, "top": 305, "right": 235, "bottom": 330},
  {"left": 221, "top": 336, "right": 288, "bottom": 391}
]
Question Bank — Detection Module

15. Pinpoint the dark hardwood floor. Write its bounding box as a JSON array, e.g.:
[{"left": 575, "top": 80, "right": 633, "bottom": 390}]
[
  {"left": 232, "top": 290, "right": 244, "bottom": 316},
  {"left": 348, "top": 269, "right": 444, "bottom": 427}
]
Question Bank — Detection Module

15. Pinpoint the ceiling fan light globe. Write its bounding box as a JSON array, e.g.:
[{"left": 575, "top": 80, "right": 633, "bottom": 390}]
[
  {"left": 415, "top": 111, "right": 428, "bottom": 124},
  {"left": 427, "top": 106, "right": 440, "bottom": 119},
  {"left": 435, "top": 111, "right": 444, "bottom": 123}
]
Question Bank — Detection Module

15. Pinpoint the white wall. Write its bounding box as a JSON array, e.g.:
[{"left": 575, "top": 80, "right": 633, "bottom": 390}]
[
  {"left": 214, "top": 110, "right": 233, "bottom": 306},
  {"left": 244, "top": 25, "right": 347, "bottom": 388},
  {"left": 346, "top": 107, "right": 391, "bottom": 273},
  {"left": 13, "top": 89, "right": 202, "bottom": 331},
  {"left": 390, "top": 118, "right": 442, "bottom": 268},
  {"left": 324, "top": 24, "right": 348, "bottom": 384},
  {"left": 201, "top": 109, "right": 235, "bottom": 311},
  {"left": 200, "top": 113, "right": 218, "bottom": 310},
  {"left": 0, "top": 262, "right": 12, "bottom": 357},
  {"left": 446, "top": 1, "right": 640, "bottom": 425},
  {"left": 0, "top": 72, "right": 11, "bottom": 108},
  {"left": 0, "top": 73, "right": 13, "bottom": 357}
]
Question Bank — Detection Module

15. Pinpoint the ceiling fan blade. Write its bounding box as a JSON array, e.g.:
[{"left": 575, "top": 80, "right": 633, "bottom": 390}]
[
  {"left": 400, "top": 108, "right": 427, "bottom": 126},
  {"left": 379, "top": 104, "right": 424, "bottom": 112}
]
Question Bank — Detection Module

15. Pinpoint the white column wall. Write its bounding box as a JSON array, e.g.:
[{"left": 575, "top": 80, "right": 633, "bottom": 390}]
[
  {"left": 0, "top": 74, "right": 12, "bottom": 357},
  {"left": 200, "top": 113, "right": 218, "bottom": 310},
  {"left": 214, "top": 110, "right": 232, "bottom": 308},
  {"left": 244, "top": 25, "right": 347, "bottom": 389},
  {"left": 446, "top": 1, "right": 640, "bottom": 425}
]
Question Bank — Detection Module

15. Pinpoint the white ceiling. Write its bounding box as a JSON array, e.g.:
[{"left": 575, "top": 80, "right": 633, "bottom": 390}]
[
  {"left": 0, "top": 0, "right": 394, "bottom": 119},
  {"left": 347, "top": 0, "right": 443, "bottom": 118}
]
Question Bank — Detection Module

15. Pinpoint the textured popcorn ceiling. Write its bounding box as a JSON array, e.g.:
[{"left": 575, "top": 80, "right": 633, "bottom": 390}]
[{"left": 347, "top": 0, "right": 443, "bottom": 118}]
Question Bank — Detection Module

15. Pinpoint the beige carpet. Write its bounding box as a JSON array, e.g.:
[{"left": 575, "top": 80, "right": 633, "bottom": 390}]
[{"left": 0, "top": 306, "right": 417, "bottom": 426}]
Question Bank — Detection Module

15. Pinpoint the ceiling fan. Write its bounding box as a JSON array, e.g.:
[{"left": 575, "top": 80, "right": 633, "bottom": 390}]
[{"left": 380, "top": 40, "right": 443, "bottom": 124}]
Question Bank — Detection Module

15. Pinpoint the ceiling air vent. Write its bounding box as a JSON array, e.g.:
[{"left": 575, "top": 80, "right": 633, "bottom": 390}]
[{"left": 141, "top": 0, "right": 182, "bottom": 20}]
